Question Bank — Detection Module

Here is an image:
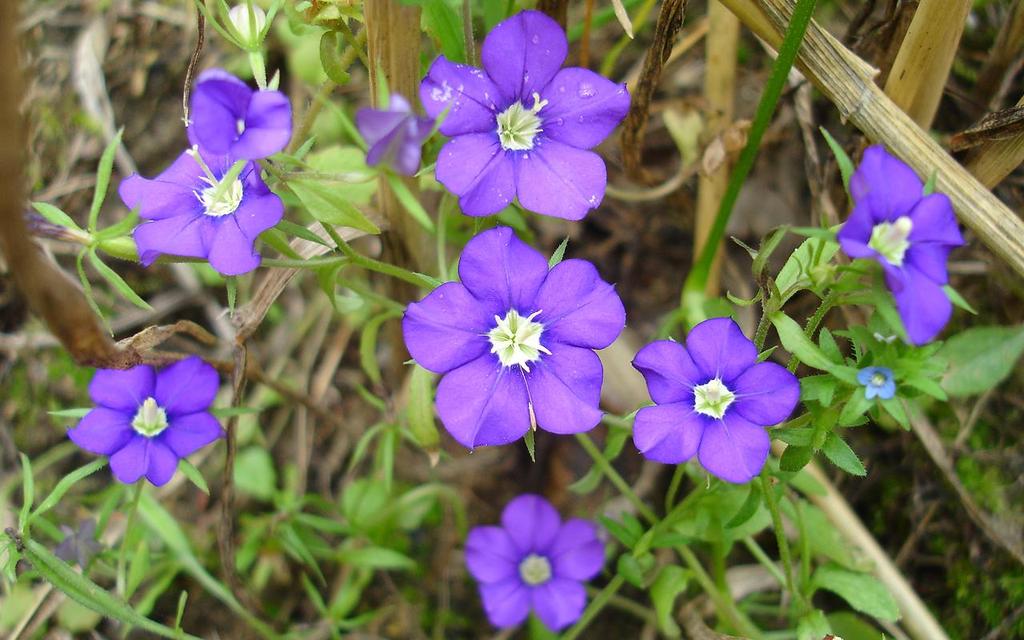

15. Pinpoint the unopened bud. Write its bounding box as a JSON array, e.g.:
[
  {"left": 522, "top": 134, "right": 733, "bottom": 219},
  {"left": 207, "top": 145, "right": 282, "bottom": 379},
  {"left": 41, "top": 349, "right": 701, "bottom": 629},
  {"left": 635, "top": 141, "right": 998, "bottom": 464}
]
[{"left": 228, "top": 4, "right": 267, "bottom": 45}]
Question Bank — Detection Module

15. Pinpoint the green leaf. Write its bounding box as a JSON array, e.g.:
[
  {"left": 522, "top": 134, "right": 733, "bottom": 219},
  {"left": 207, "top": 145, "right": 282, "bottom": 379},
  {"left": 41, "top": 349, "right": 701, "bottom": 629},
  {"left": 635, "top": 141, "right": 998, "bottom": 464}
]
[
  {"left": 337, "top": 545, "right": 416, "bottom": 571},
  {"left": 812, "top": 563, "right": 900, "bottom": 621},
  {"left": 616, "top": 554, "right": 647, "bottom": 588},
  {"left": 725, "top": 483, "right": 762, "bottom": 529},
  {"left": 938, "top": 324, "right": 1024, "bottom": 397},
  {"left": 30, "top": 459, "right": 107, "bottom": 523},
  {"left": 19, "top": 538, "right": 202, "bottom": 639},
  {"left": 18, "top": 453, "right": 33, "bottom": 532},
  {"left": 838, "top": 391, "right": 873, "bottom": 426},
  {"left": 385, "top": 174, "right": 435, "bottom": 231},
  {"left": 880, "top": 397, "right": 909, "bottom": 429},
  {"left": 548, "top": 236, "right": 570, "bottom": 268},
  {"left": 943, "top": 284, "right": 977, "bottom": 314},
  {"left": 775, "top": 235, "right": 839, "bottom": 301},
  {"left": 87, "top": 250, "right": 152, "bottom": 310},
  {"left": 820, "top": 127, "right": 854, "bottom": 191},
  {"left": 820, "top": 432, "right": 866, "bottom": 476},
  {"left": 276, "top": 219, "right": 331, "bottom": 246},
  {"left": 769, "top": 312, "right": 837, "bottom": 371},
  {"left": 289, "top": 180, "right": 380, "bottom": 234},
  {"left": 319, "top": 30, "right": 351, "bottom": 84},
  {"left": 751, "top": 226, "right": 788, "bottom": 280},
  {"left": 650, "top": 565, "right": 688, "bottom": 637},
  {"left": 177, "top": 459, "right": 210, "bottom": 495},
  {"left": 406, "top": 365, "right": 440, "bottom": 454},
  {"left": 360, "top": 312, "right": 400, "bottom": 386},
  {"left": 523, "top": 428, "right": 536, "bottom": 462},
  {"left": 33, "top": 202, "right": 82, "bottom": 231},
  {"left": 88, "top": 129, "right": 123, "bottom": 232},
  {"left": 780, "top": 444, "right": 814, "bottom": 472},
  {"left": 234, "top": 447, "right": 277, "bottom": 501},
  {"left": 418, "top": 0, "right": 466, "bottom": 62},
  {"left": 49, "top": 408, "right": 92, "bottom": 419}
]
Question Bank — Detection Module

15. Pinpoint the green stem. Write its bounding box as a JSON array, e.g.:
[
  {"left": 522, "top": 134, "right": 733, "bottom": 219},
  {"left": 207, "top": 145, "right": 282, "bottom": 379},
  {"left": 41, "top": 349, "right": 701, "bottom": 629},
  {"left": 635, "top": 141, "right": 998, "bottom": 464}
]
[
  {"left": 329, "top": 231, "right": 439, "bottom": 290},
  {"left": 664, "top": 464, "right": 686, "bottom": 513},
  {"left": 675, "top": 544, "right": 763, "bottom": 639},
  {"left": 574, "top": 433, "right": 655, "bottom": 521},
  {"left": 787, "top": 289, "right": 838, "bottom": 372},
  {"left": 681, "top": 0, "right": 819, "bottom": 303},
  {"left": 560, "top": 575, "right": 625, "bottom": 640},
  {"left": 759, "top": 472, "right": 807, "bottom": 614},
  {"left": 742, "top": 536, "right": 786, "bottom": 587},
  {"left": 753, "top": 305, "right": 774, "bottom": 351},
  {"left": 116, "top": 482, "right": 144, "bottom": 597}
]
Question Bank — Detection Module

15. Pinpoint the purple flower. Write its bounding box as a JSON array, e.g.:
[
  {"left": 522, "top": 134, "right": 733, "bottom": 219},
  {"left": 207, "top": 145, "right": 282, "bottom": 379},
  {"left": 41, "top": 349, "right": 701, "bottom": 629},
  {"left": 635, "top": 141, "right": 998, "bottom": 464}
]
[
  {"left": 67, "top": 357, "right": 223, "bottom": 486},
  {"left": 837, "top": 145, "right": 965, "bottom": 345},
  {"left": 120, "top": 146, "right": 283, "bottom": 276},
  {"left": 187, "top": 68, "right": 292, "bottom": 160},
  {"left": 402, "top": 227, "right": 625, "bottom": 448},
  {"left": 857, "top": 366, "right": 896, "bottom": 400},
  {"left": 356, "top": 94, "right": 434, "bottom": 176},
  {"left": 420, "top": 10, "right": 630, "bottom": 220},
  {"left": 54, "top": 519, "right": 103, "bottom": 567},
  {"left": 632, "top": 318, "right": 800, "bottom": 484},
  {"left": 465, "top": 494, "right": 604, "bottom": 631}
]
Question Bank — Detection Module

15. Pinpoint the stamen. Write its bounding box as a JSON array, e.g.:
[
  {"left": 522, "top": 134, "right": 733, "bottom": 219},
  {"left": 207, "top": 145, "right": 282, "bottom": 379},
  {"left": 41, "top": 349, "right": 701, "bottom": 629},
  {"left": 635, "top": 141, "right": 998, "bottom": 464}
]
[
  {"left": 692, "top": 378, "right": 736, "bottom": 420},
  {"left": 487, "top": 309, "right": 551, "bottom": 370}
]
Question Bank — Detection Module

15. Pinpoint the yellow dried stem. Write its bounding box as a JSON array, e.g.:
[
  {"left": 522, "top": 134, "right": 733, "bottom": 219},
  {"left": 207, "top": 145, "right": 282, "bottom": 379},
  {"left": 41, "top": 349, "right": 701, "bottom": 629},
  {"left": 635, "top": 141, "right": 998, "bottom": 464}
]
[
  {"left": 694, "top": 0, "right": 740, "bottom": 295},
  {"left": 883, "top": 0, "right": 972, "bottom": 129},
  {"left": 965, "top": 95, "right": 1024, "bottom": 189},
  {"left": 720, "top": 0, "right": 1024, "bottom": 282}
]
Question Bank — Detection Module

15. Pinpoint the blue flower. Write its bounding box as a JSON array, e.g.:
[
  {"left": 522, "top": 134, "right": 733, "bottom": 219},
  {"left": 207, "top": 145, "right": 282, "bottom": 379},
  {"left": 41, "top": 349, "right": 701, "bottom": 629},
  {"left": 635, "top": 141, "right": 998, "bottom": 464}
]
[{"left": 857, "top": 366, "right": 896, "bottom": 400}]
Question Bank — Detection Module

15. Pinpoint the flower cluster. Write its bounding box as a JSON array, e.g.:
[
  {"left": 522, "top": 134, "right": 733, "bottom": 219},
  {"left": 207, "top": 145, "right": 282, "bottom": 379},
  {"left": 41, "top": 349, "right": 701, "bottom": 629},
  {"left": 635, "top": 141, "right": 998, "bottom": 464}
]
[
  {"left": 465, "top": 494, "right": 604, "bottom": 631},
  {"left": 121, "top": 68, "right": 290, "bottom": 276},
  {"left": 68, "top": 357, "right": 223, "bottom": 486},
  {"left": 420, "top": 10, "right": 630, "bottom": 220},
  {"left": 837, "top": 145, "right": 964, "bottom": 345},
  {"left": 403, "top": 226, "right": 625, "bottom": 448}
]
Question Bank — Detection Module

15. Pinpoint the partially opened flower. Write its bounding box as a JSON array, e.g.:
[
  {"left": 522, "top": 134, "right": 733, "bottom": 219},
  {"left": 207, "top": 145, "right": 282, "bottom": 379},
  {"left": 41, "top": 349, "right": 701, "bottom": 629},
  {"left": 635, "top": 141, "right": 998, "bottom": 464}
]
[
  {"left": 465, "top": 494, "right": 604, "bottom": 631},
  {"left": 68, "top": 357, "right": 223, "bottom": 486},
  {"left": 356, "top": 94, "right": 434, "bottom": 176},
  {"left": 837, "top": 145, "right": 964, "bottom": 345},
  {"left": 420, "top": 10, "right": 630, "bottom": 220},
  {"left": 402, "top": 226, "right": 625, "bottom": 448},
  {"left": 121, "top": 146, "right": 283, "bottom": 276},
  {"left": 857, "top": 366, "right": 896, "bottom": 400},
  {"left": 632, "top": 318, "right": 800, "bottom": 483},
  {"left": 188, "top": 68, "right": 291, "bottom": 159}
]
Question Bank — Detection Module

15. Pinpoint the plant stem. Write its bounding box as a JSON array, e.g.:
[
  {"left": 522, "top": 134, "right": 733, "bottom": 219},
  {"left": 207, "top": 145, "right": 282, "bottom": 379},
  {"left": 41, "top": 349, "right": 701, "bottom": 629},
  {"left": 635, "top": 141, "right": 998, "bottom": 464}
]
[
  {"left": 561, "top": 575, "right": 625, "bottom": 640},
  {"left": 759, "top": 472, "right": 806, "bottom": 613},
  {"left": 116, "top": 482, "right": 144, "bottom": 597},
  {"left": 574, "top": 433, "right": 655, "bottom": 521}
]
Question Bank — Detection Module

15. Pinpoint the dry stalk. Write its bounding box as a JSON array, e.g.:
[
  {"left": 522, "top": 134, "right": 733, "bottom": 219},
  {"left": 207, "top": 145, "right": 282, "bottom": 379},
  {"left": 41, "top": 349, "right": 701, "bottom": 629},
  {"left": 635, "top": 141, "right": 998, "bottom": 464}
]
[
  {"left": 719, "top": 0, "right": 1024, "bottom": 282},
  {"left": 883, "top": 0, "right": 972, "bottom": 129},
  {"left": 975, "top": 0, "right": 1024, "bottom": 110},
  {"left": 965, "top": 95, "right": 1024, "bottom": 188},
  {"left": 694, "top": 0, "right": 740, "bottom": 295}
]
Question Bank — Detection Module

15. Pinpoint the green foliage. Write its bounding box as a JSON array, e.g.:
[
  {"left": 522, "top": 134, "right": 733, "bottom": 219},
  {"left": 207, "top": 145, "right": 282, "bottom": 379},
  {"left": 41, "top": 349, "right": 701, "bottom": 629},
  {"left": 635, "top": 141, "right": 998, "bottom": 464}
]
[{"left": 938, "top": 324, "right": 1024, "bottom": 396}]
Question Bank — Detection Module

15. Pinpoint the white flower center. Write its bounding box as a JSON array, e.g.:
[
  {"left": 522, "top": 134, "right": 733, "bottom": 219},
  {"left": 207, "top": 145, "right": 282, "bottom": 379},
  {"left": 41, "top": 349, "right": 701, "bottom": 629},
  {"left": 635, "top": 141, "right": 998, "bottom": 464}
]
[
  {"left": 870, "top": 372, "right": 887, "bottom": 388},
  {"left": 518, "top": 554, "right": 552, "bottom": 586},
  {"left": 195, "top": 176, "right": 244, "bottom": 217},
  {"left": 487, "top": 309, "right": 551, "bottom": 372},
  {"left": 496, "top": 92, "right": 548, "bottom": 151},
  {"left": 692, "top": 378, "right": 736, "bottom": 420},
  {"left": 131, "top": 397, "right": 169, "bottom": 437},
  {"left": 868, "top": 216, "right": 913, "bottom": 266}
]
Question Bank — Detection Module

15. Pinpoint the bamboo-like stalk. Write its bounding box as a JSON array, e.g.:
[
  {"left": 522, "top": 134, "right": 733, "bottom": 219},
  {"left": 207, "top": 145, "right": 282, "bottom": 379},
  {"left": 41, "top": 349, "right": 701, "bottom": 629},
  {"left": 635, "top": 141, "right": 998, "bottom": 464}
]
[
  {"left": 883, "top": 0, "right": 972, "bottom": 129},
  {"left": 975, "top": 0, "right": 1024, "bottom": 110},
  {"left": 694, "top": 0, "right": 740, "bottom": 295},
  {"left": 965, "top": 95, "right": 1024, "bottom": 188},
  {"left": 719, "top": 0, "right": 1024, "bottom": 282}
]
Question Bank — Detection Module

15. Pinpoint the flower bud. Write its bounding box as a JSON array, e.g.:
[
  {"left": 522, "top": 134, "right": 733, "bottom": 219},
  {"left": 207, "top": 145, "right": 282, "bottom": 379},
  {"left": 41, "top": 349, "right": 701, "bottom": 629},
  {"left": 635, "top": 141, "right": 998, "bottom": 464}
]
[{"left": 228, "top": 4, "right": 267, "bottom": 46}]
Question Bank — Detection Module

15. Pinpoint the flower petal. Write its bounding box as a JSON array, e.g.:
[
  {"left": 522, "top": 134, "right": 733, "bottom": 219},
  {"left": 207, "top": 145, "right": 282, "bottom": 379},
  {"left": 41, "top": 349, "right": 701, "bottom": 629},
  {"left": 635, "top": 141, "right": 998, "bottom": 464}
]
[
  {"left": 207, "top": 217, "right": 261, "bottom": 276},
  {"left": 730, "top": 361, "right": 800, "bottom": 426},
  {"left": 160, "top": 411, "right": 223, "bottom": 458},
  {"left": 549, "top": 519, "right": 604, "bottom": 581},
  {"left": 533, "top": 259, "right": 624, "bottom": 349},
  {"left": 68, "top": 408, "right": 135, "bottom": 455},
  {"left": 904, "top": 243, "right": 954, "bottom": 285},
  {"left": 525, "top": 344, "right": 603, "bottom": 435},
  {"left": 435, "top": 355, "right": 531, "bottom": 448},
  {"left": 515, "top": 139, "right": 606, "bottom": 220},
  {"left": 232, "top": 190, "right": 284, "bottom": 241},
  {"left": 403, "top": 282, "right": 494, "bottom": 373},
  {"left": 541, "top": 68, "right": 630, "bottom": 149},
  {"left": 478, "top": 577, "right": 531, "bottom": 628},
  {"left": 465, "top": 525, "right": 520, "bottom": 583},
  {"left": 632, "top": 340, "right": 702, "bottom": 404},
  {"left": 684, "top": 317, "right": 757, "bottom": 383},
  {"left": 850, "top": 145, "right": 923, "bottom": 222},
  {"left": 482, "top": 10, "right": 568, "bottom": 104},
  {"left": 187, "top": 69, "right": 253, "bottom": 155},
  {"left": 154, "top": 356, "right": 219, "bottom": 416},
  {"left": 144, "top": 440, "right": 179, "bottom": 487},
  {"left": 109, "top": 436, "right": 149, "bottom": 484},
  {"left": 632, "top": 402, "right": 705, "bottom": 464},
  {"left": 436, "top": 134, "right": 515, "bottom": 216},
  {"left": 233, "top": 89, "right": 292, "bottom": 159},
  {"left": 836, "top": 200, "right": 881, "bottom": 261},
  {"left": 420, "top": 56, "right": 501, "bottom": 136},
  {"left": 133, "top": 214, "right": 212, "bottom": 266},
  {"left": 118, "top": 151, "right": 204, "bottom": 220},
  {"left": 888, "top": 264, "right": 953, "bottom": 345},
  {"left": 457, "top": 226, "right": 548, "bottom": 312},
  {"left": 356, "top": 108, "right": 406, "bottom": 148},
  {"left": 531, "top": 578, "right": 586, "bottom": 632},
  {"left": 501, "top": 494, "right": 561, "bottom": 554},
  {"left": 88, "top": 365, "right": 155, "bottom": 411},
  {"left": 908, "top": 192, "right": 964, "bottom": 246},
  {"left": 697, "top": 414, "right": 770, "bottom": 483}
]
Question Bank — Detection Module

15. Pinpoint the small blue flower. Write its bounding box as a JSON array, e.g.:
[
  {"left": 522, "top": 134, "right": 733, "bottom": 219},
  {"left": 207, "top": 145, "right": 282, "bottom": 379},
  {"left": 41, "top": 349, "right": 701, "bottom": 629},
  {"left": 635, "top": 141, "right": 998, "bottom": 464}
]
[{"left": 857, "top": 366, "right": 896, "bottom": 400}]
